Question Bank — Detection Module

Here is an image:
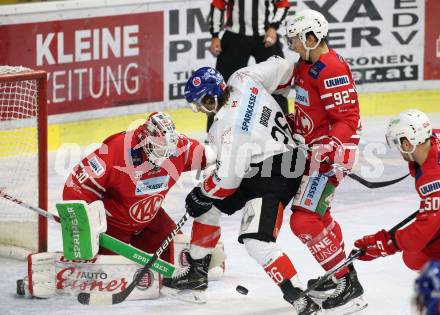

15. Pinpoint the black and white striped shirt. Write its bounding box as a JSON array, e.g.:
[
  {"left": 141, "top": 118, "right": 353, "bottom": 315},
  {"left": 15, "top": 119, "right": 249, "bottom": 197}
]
[{"left": 209, "top": 0, "right": 290, "bottom": 37}]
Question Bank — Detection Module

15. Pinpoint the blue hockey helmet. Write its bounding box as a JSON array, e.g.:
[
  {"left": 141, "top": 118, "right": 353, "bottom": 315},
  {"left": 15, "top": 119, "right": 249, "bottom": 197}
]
[
  {"left": 415, "top": 260, "right": 440, "bottom": 315},
  {"left": 184, "top": 67, "right": 226, "bottom": 113}
]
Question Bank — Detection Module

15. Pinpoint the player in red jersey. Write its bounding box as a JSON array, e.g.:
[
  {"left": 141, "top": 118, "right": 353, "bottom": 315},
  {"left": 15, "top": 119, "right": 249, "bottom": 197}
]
[
  {"left": 355, "top": 109, "right": 440, "bottom": 271},
  {"left": 284, "top": 9, "right": 366, "bottom": 313},
  {"left": 63, "top": 112, "right": 209, "bottom": 263}
]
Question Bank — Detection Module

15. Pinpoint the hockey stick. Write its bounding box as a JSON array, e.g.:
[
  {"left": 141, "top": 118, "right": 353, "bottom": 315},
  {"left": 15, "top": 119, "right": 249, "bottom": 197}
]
[
  {"left": 296, "top": 141, "right": 409, "bottom": 189},
  {"left": 301, "top": 208, "right": 419, "bottom": 298},
  {"left": 77, "top": 211, "right": 190, "bottom": 305},
  {"left": 0, "top": 189, "right": 176, "bottom": 277},
  {"left": 323, "top": 163, "right": 409, "bottom": 189},
  {"left": 347, "top": 172, "right": 409, "bottom": 189}
]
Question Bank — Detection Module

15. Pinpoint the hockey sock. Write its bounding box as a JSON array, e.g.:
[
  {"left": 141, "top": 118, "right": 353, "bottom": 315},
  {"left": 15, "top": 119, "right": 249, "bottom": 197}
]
[
  {"left": 264, "top": 253, "right": 297, "bottom": 285},
  {"left": 243, "top": 238, "right": 297, "bottom": 285},
  {"left": 290, "top": 210, "right": 348, "bottom": 278},
  {"left": 190, "top": 222, "right": 221, "bottom": 259}
]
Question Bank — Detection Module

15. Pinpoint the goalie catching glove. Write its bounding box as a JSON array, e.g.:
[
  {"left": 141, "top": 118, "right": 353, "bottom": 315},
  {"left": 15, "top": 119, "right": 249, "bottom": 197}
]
[
  {"left": 354, "top": 229, "right": 400, "bottom": 261},
  {"left": 56, "top": 200, "right": 107, "bottom": 260}
]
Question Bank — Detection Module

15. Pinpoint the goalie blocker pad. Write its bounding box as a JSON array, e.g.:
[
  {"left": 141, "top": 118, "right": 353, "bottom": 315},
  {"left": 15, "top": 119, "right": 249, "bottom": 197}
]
[
  {"left": 56, "top": 201, "right": 107, "bottom": 260},
  {"left": 18, "top": 234, "right": 226, "bottom": 299}
]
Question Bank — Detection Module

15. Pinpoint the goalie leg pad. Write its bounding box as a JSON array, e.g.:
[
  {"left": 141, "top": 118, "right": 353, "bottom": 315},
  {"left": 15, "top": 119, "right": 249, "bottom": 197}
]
[
  {"left": 19, "top": 252, "right": 160, "bottom": 300},
  {"left": 17, "top": 252, "right": 57, "bottom": 298}
]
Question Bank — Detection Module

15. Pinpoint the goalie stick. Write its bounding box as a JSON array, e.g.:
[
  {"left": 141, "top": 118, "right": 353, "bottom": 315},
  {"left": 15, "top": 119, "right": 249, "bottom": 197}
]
[
  {"left": 300, "top": 208, "right": 419, "bottom": 298},
  {"left": 77, "top": 211, "right": 190, "bottom": 305},
  {"left": 0, "top": 189, "right": 176, "bottom": 277}
]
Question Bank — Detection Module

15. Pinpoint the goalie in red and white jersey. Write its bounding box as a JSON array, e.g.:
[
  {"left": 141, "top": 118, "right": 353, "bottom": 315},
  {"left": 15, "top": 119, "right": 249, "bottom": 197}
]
[
  {"left": 355, "top": 110, "right": 440, "bottom": 271},
  {"left": 283, "top": 9, "right": 366, "bottom": 313},
  {"left": 63, "top": 112, "right": 209, "bottom": 263}
]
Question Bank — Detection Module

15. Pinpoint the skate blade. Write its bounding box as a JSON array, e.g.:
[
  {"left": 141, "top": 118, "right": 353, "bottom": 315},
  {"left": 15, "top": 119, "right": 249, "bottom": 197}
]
[
  {"left": 161, "top": 286, "right": 207, "bottom": 304},
  {"left": 324, "top": 295, "right": 368, "bottom": 315},
  {"left": 309, "top": 289, "right": 335, "bottom": 300}
]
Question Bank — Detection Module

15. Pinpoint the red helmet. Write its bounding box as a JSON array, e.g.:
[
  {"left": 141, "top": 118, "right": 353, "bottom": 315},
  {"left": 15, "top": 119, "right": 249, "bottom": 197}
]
[{"left": 135, "top": 112, "right": 178, "bottom": 166}]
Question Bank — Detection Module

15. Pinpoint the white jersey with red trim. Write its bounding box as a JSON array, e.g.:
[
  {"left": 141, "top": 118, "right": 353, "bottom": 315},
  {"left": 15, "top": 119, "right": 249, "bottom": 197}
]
[{"left": 201, "top": 56, "right": 296, "bottom": 199}]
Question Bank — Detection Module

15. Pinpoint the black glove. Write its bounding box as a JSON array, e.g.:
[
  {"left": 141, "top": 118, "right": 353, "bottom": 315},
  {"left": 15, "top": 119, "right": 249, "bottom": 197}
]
[{"left": 185, "top": 187, "right": 214, "bottom": 218}]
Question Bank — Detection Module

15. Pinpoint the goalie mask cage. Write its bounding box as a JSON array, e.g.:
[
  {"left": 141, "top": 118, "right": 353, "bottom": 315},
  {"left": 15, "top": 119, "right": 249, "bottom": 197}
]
[{"left": 0, "top": 66, "right": 48, "bottom": 259}]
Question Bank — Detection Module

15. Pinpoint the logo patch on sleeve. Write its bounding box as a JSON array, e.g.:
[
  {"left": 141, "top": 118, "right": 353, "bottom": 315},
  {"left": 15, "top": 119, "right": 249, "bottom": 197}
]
[
  {"left": 324, "top": 75, "right": 350, "bottom": 89},
  {"left": 239, "top": 82, "right": 261, "bottom": 133},
  {"left": 308, "top": 61, "right": 326, "bottom": 79},
  {"left": 88, "top": 156, "right": 104, "bottom": 176}
]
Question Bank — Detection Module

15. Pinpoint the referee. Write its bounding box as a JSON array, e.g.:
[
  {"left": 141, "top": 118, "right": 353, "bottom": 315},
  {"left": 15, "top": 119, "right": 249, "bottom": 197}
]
[{"left": 207, "top": 0, "right": 291, "bottom": 131}]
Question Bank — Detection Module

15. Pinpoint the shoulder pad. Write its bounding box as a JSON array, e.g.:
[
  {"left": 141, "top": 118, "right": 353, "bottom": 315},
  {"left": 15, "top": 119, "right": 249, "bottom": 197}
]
[
  {"left": 103, "top": 131, "right": 125, "bottom": 145},
  {"left": 336, "top": 53, "right": 345, "bottom": 63},
  {"left": 308, "top": 61, "right": 326, "bottom": 79}
]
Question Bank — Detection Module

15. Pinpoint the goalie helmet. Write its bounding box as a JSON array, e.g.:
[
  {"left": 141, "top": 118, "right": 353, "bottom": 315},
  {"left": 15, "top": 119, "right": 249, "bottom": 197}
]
[
  {"left": 185, "top": 67, "right": 226, "bottom": 113},
  {"left": 285, "top": 9, "right": 328, "bottom": 51},
  {"left": 135, "top": 112, "right": 178, "bottom": 166},
  {"left": 386, "top": 109, "right": 432, "bottom": 154},
  {"left": 414, "top": 260, "right": 440, "bottom": 315}
]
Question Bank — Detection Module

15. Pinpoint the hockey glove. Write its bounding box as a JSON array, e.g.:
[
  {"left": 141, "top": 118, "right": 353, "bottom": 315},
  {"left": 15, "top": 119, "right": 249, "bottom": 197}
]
[
  {"left": 312, "top": 137, "right": 342, "bottom": 165},
  {"left": 354, "top": 229, "right": 399, "bottom": 261},
  {"left": 185, "top": 187, "right": 214, "bottom": 218}
]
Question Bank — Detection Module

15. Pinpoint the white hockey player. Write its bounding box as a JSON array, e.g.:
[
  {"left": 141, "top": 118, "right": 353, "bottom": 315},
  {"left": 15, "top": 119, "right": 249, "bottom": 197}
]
[{"left": 161, "top": 58, "right": 322, "bottom": 315}]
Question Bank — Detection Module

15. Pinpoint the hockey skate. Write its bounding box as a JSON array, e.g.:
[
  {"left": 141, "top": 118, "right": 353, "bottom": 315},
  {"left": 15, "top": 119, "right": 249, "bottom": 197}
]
[
  {"left": 281, "top": 280, "right": 322, "bottom": 315},
  {"left": 307, "top": 265, "right": 355, "bottom": 300},
  {"left": 320, "top": 268, "right": 367, "bottom": 315},
  {"left": 161, "top": 252, "right": 211, "bottom": 304},
  {"left": 307, "top": 275, "right": 337, "bottom": 299}
]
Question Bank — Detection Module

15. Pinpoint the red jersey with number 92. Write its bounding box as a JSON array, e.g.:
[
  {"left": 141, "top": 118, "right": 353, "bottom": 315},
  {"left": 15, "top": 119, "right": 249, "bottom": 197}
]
[{"left": 291, "top": 49, "right": 360, "bottom": 147}]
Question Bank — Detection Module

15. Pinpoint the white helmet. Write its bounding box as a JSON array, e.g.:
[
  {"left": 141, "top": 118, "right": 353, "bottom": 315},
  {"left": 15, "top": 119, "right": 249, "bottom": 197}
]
[
  {"left": 135, "top": 112, "right": 178, "bottom": 166},
  {"left": 386, "top": 109, "right": 432, "bottom": 154},
  {"left": 285, "top": 9, "right": 328, "bottom": 57}
]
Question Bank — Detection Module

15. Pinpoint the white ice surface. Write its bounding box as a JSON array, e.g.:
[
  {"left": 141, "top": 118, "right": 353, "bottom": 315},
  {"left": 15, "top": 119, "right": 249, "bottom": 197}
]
[{"left": 1, "top": 114, "right": 440, "bottom": 315}]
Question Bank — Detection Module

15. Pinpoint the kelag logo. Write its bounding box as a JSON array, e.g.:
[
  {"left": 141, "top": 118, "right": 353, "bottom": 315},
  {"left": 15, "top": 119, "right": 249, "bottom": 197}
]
[{"left": 129, "top": 195, "right": 164, "bottom": 223}]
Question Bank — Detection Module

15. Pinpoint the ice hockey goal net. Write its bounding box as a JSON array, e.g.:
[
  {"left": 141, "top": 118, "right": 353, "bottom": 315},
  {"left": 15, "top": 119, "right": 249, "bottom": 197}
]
[{"left": 0, "top": 66, "right": 47, "bottom": 259}]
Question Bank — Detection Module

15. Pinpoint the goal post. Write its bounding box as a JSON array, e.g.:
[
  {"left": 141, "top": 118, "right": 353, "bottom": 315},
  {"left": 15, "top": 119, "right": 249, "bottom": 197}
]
[{"left": 0, "top": 66, "right": 48, "bottom": 259}]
